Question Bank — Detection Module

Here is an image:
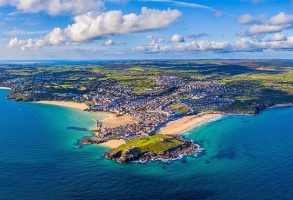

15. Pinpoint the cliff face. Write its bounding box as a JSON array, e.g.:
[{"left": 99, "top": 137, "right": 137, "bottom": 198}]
[{"left": 104, "top": 135, "right": 200, "bottom": 163}]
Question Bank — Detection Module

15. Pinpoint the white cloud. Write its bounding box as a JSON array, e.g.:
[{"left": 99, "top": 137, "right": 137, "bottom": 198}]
[
  {"left": 269, "top": 12, "right": 293, "bottom": 25},
  {"left": 241, "top": 24, "right": 287, "bottom": 36},
  {"left": 105, "top": 39, "right": 115, "bottom": 45},
  {"left": 0, "top": 0, "right": 125, "bottom": 15},
  {"left": 237, "top": 14, "right": 265, "bottom": 25},
  {"left": 269, "top": 33, "right": 287, "bottom": 41},
  {"left": 140, "top": 0, "right": 225, "bottom": 17},
  {"left": 8, "top": 37, "right": 45, "bottom": 51},
  {"left": 135, "top": 40, "right": 231, "bottom": 54},
  {"left": 8, "top": 7, "right": 181, "bottom": 50},
  {"left": 239, "top": 12, "right": 293, "bottom": 37},
  {"left": 104, "top": 39, "right": 125, "bottom": 45},
  {"left": 135, "top": 35, "right": 293, "bottom": 54},
  {"left": 170, "top": 34, "right": 184, "bottom": 42},
  {"left": 147, "top": 35, "right": 165, "bottom": 45}
]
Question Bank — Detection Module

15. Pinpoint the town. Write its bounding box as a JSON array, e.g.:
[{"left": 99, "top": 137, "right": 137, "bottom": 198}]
[{"left": 1, "top": 60, "right": 293, "bottom": 145}]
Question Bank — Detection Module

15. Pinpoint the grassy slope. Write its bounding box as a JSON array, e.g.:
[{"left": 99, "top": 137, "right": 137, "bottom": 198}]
[
  {"left": 109, "top": 135, "right": 183, "bottom": 156},
  {"left": 169, "top": 102, "right": 190, "bottom": 114}
]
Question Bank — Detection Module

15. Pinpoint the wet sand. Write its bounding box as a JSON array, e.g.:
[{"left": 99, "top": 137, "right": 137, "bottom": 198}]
[{"left": 100, "top": 139, "right": 126, "bottom": 149}]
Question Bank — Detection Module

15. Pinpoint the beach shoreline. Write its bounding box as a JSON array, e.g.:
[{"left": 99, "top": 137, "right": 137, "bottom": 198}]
[
  {"left": 158, "top": 113, "right": 223, "bottom": 135},
  {"left": 99, "top": 139, "right": 126, "bottom": 149},
  {"left": 35, "top": 100, "right": 137, "bottom": 149},
  {"left": 36, "top": 101, "right": 88, "bottom": 110},
  {"left": 29, "top": 99, "right": 225, "bottom": 148},
  {"left": 0, "top": 86, "right": 11, "bottom": 90},
  {"left": 35, "top": 99, "right": 224, "bottom": 148}
]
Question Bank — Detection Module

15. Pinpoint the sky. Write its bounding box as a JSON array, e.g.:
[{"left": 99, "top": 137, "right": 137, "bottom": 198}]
[{"left": 1, "top": 0, "right": 293, "bottom": 60}]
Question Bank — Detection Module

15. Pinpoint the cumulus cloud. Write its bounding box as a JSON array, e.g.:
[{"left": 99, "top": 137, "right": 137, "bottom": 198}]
[
  {"left": 8, "top": 37, "right": 45, "bottom": 51},
  {"left": 8, "top": 7, "right": 181, "bottom": 50},
  {"left": 170, "top": 34, "right": 184, "bottom": 42},
  {"left": 147, "top": 35, "right": 165, "bottom": 45},
  {"left": 240, "top": 24, "right": 287, "bottom": 36},
  {"left": 237, "top": 14, "right": 265, "bottom": 25},
  {"left": 269, "top": 12, "right": 293, "bottom": 25},
  {"left": 0, "top": 0, "right": 108, "bottom": 15},
  {"left": 269, "top": 33, "right": 287, "bottom": 41},
  {"left": 239, "top": 12, "right": 293, "bottom": 36},
  {"left": 135, "top": 35, "right": 293, "bottom": 54},
  {"left": 135, "top": 40, "right": 231, "bottom": 54}
]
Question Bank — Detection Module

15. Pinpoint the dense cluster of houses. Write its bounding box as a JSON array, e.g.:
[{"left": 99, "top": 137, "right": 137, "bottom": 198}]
[{"left": 0, "top": 67, "right": 241, "bottom": 142}]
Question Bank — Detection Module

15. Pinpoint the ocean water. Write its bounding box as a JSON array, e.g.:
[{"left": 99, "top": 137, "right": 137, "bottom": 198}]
[{"left": 1, "top": 88, "right": 293, "bottom": 200}]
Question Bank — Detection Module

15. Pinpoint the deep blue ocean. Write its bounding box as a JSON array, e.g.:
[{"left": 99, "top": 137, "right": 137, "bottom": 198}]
[{"left": 1, "top": 88, "right": 293, "bottom": 200}]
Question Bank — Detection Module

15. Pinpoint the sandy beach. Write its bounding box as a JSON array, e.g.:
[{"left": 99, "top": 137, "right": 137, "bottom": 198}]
[
  {"left": 158, "top": 113, "right": 223, "bottom": 135},
  {"left": 100, "top": 139, "right": 126, "bottom": 149},
  {"left": 36, "top": 101, "right": 130, "bottom": 149},
  {"left": 37, "top": 101, "right": 88, "bottom": 110},
  {"left": 101, "top": 114, "right": 138, "bottom": 128}
]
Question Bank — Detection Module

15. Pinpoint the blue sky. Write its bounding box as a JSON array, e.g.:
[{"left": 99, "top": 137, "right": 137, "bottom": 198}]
[{"left": 1, "top": 0, "right": 293, "bottom": 60}]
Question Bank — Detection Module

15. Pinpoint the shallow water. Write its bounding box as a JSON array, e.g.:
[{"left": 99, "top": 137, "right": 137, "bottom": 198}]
[{"left": 1, "top": 89, "right": 293, "bottom": 200}]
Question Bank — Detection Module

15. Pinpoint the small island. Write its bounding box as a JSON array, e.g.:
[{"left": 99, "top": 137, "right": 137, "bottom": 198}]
[{"left": 104, "top": 135, "right": 201, "bottom": 163}]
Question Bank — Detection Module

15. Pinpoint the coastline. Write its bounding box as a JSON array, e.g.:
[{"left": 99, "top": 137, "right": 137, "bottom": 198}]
[
  {"left": 35, "top": 100, "right": 137, "bottom": 149},
  {"left": 158, "top": 113, "right": 223, "bottom": 135},
  {"left": 269, "top": 103, "right": 293, "bottom": 109},
  {"left": 36, "top": 101, "right": 88, "bottom": 110},
  {"left": 93, "top": 114, "right": 137, "bottom": 148},
  {"left": 99, "top": 139, "right": 126, "bottom": 149},
  {"left": 30, "top": 99, "right": 293, "bottom": 150},
  {"left": 0, "top": 86, "right": 11, "bottom": 90}
]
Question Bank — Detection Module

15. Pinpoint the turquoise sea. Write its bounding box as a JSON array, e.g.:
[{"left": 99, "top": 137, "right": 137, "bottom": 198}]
[{"left": 1, "top": 88, "right": 293, "bottom": 200}]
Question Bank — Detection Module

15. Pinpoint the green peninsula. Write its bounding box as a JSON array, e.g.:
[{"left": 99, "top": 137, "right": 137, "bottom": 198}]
[{"left": 105, "top": 135, "right": 199, "bottom": 163}]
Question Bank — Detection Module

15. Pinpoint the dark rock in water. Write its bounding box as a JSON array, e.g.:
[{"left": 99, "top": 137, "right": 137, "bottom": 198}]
[
  {"left": 67, "top": 127, "right": 89, "bottom": 132},
  {"left": 212, "top": 147, "right": 236, "bottom": 160},
  {"left": 181, "top": 157, "right": 188, "bottom": 163},
  {"left": 80, "top": 137, "right": 106, "bottom": 144}
]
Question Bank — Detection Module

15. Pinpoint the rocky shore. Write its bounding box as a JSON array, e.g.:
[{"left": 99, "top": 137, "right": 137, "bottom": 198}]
[{"left": 80, "top": 136, "right": 107, "bottom": 145}]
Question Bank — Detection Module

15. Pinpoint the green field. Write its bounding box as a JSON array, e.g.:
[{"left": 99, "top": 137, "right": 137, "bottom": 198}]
[{"left": 169, "top": 102, "right": 190, "bottom": 114}]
